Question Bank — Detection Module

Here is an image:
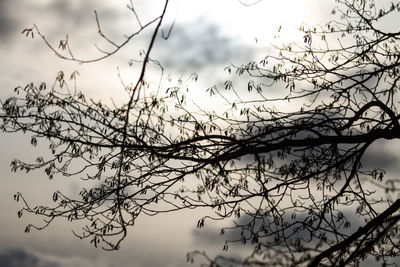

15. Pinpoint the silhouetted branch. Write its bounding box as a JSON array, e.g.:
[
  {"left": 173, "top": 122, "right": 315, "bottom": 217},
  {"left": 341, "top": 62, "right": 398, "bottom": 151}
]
[{"left": 3, "top": 0, "right": 400, "bottom": 265}]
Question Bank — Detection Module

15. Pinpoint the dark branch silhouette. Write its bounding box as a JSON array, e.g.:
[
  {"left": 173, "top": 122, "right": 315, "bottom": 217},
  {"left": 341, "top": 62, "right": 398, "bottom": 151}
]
[{"left": 2, "top": 0, "right": 400, "bottom": 265}]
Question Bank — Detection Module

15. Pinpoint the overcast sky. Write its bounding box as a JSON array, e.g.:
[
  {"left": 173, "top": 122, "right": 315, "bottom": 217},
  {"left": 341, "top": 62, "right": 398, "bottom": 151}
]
[{"left": 1, "top": 1, "right": 399, "bottom": 267}]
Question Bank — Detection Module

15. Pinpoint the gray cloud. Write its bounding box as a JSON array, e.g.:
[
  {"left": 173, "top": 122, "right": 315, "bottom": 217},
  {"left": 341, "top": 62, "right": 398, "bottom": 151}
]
[
  {"left": 0, "top": 1, "right": 19, "bottom": 40},
  {"left": 192, "top": 226, "right": 226, "bottom": 247},
  {"left": 155, "top": 18, "right": 255, "bottom": 73},
  {"left": 44, "top": 1, "right": 119, "bottom": 28},
  {"left": 190, "top": 211, "right": 387, "bottom": 266},
  {"left": 0, "top": 0, "right": 121, "bottom": 45},
  {"left": 0, "top": 249, "right": 58, "bottom": 267},
  {"left": 361, "top": 149, "right": 399, "bottom": 170},
  {"left": 192, "top": 209, "right": 365, "bottom": 249}
]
